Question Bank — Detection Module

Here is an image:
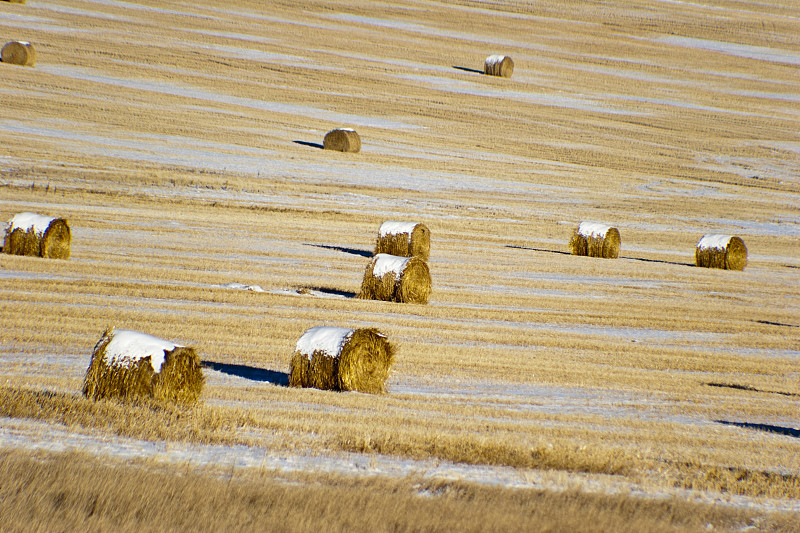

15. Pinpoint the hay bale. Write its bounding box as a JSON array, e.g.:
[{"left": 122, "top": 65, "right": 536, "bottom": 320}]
[
  {"left": 358, "top": 253, "right": 431, "bottom": 304},
  {"left": 323, "top": 128, "right": 361, "bottom": 153},
  {"left": 289, "top": 326, "right": 394, "bottom": 394},
  {"left": 2, "top": 1, "right": 27, "bottom": 4},
  {"left": 484, "top": 54, "right": 514, "bottom": 77},
  {"left": 3, "top": 212, "right": 71, "bottom": 259},
  {"left": 569, "top": 222, "right": 620, "bottom": 259},
  {"left": 82, "top": 328, "right": 204, "bottom": 404},
  {"left": 695, "top": 234, "right": 747, "bottom": 271},
  {"left": 375, "top": 221, "right": 430, "bottom": 261},
  {"left": 1, "top": 41, "right": 36, "bottom": 66}
]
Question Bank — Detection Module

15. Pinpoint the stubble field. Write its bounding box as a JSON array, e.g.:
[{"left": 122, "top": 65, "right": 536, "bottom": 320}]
[{"left": 1, "top": 0, "right": 799, "bottom": 531}]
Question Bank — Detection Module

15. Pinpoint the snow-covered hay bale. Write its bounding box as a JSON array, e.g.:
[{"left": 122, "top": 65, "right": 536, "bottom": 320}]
[
  {"left": 323, "top": 128, "right": 361, "bottom": 153},
  {"left": 83, "top": 328, "right": 204, "bottom": 404},
  {"left": 1, "top": 41, "right": 36, "bottom": 66},
  {"left": 484, "top": 54, "right": 514, "bottom": 78},
  {"left": 3, "top": 212, "right": 71, "bottom": 259},
  {"left": 358, "top": 253, "right": 431, "bottom": 304},
  {"left": 569, "top": 222, "right": 620, "bottom": 259},
  {"left": 695, "top": 234, "right": 747, "bottom": 271},
  {"left": 375, "top": 221, "right": 430, "bottom": 261},
  {"left": 289, "top": 326, "right": 394, "bottom": 394}
]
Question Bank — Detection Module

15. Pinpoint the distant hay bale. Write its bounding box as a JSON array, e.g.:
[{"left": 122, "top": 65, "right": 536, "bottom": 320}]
[
  {"left": 358, "top": 253, "right": 431, "bottom": 304},
  {"left": 1, "top": 41, "right": 36, "bottom": 67},
  {"left": 82, "top": 328, "right": 204, "bottom": 404},
  {"left": 323, "top": 128, "right": 361, "bottom": 153},
  {"left": 569, "top": 222, "right": 620, "bottom": 259},
  {"left": 375, "top": 221, "right": 430, "bottom": 261},
  {"left": 484, "top": 54, "right": 514, "bottom": 77},
  {"left": 2, "top": 1, "right": 27, "bottom": 4},
  {"left": 289, "top": 326, "right": 394, "bottom": 394},
  {"left": 695, "top": 234, "right": 747, "bottom": 271},
  {"left": 3, "top": 212, "right": 71, "bottom": 259}
]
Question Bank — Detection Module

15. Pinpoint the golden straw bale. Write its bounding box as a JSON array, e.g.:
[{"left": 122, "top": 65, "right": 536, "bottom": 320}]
[
  {"left": 1, "top": 41, "right": 36, "bottom": 66},
  {"left": 569, "top": 222, "right": 620, "bottom": 259},
  {"left": 290, "top": 326, "right": 394, "bottom": 394},
  {"left": 695, "top": 234, "right": 747, "bottom": 271},
  {"left": 358, "top": 253, "right": 431, "bottom": 304},
  {"left": 375, "top": 221, "right": 430, "bottom": 261},
  {"left": 484, "top": 54, "right": 514, "bottom": 77},
  {"left": 323, "top": 128, "right": 361, "bottom": 153},
  {"left": 83, "top": 328, "right": 204, "bottom": 404},
  {"left": 1, "top": 1, "right": 27, "bottom": 4},
  {"left": 3, "top": 212, "right": 71, "bottom": 259}
]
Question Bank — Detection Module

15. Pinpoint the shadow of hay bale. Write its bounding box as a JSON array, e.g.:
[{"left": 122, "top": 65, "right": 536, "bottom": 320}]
[
  {"left": 293, "top": 140, "right": 324, "bottom": 149},
  {"left": 358, "top": 254, "right": 431, "bottom": 304},
  {"left": 568, "top": 222, "right": 620, "bottom": 259},
  {"left": 452, "top": 65, "right": 484, "bottom": 74},
  {"left": 3, "top": 212, "right": 70, "bottom": 259},
  {"left": 323, "top": 129, "right": 360, "bottom": 153},
  {"left": 484, "top": 55, "right": 514, "bottom": 77},
  {"left": 202, "top": 360, "right": 289, "bottom": 386},
  {"left": 290, "top": 326, "right": 394, "bottom": 394},
  {"left": 83, "top": 328, "right": 204, "bottom": 404},
  {"left": 695, "top": 235, "right": 747, "bottom": 271},
  {"left": 1, "top": 41, "right": 36, "bottom": 66},
  {"left": 375, "top": 221, "right": 430, "bottom": 261},
  {"left": 305, "top": 243, "right": 373, "bottom": 258},
  {"left": 716, "top": 420, "right": 800, "bottom": 438}
]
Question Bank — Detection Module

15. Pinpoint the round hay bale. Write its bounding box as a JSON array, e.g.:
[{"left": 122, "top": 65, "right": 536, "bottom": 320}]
[
  {"left": 290, "top": 326, "right": 394, "bottom": 394},
  {"left": 484, "top": 54, "right": 514, "bottom": 78},
  {"left": 358, "top": 253, "right": 431, "bottom": 304},
  {"left": 1, "top": 41, "right": 36, "bottom": 67},
  {"left": 2, "top": 0, "right": 27, "bottom": 4},
  {"left": 695, "top": 234, "right": 747, "bottom": 271},
  {"left": 323, "top": 128, "right": 361, "bottom": 153},
  {"left": 568, "top": 222, "right": 620, "bottom": 259},
  {"left": 82, "top": 328, "right": 204, "bottom": 404},
  {"left": 3, "top": 212, "right": 71, "bottom": 259},
  {"left": 375, "top": 221, "right": 430, "bottom": 261}
]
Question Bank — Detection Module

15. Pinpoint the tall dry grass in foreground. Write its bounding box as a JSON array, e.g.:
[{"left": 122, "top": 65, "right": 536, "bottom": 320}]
[{"left": 2, "top": 447, "right": 796, "bottom": 533}]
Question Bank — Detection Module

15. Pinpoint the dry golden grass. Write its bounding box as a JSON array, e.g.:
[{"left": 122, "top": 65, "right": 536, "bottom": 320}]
[
  {"left": 1, "top": 0, "right": 799, "bottom": 530},
  {"left": 6, "top": 447, "right": 798, "bottom": 533}
]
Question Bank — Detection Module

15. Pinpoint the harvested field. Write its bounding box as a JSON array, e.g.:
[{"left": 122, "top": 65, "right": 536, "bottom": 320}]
[{"left": 0, "top": 0, "right": 798, "bottom": 531}]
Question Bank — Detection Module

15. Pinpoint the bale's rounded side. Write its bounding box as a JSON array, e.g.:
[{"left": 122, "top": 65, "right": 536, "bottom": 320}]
[
  {"left": 1, "top": 41, "right": 36, "bottom": 67},
  {"left": 484, "top": 55, "right": 514, "bottom": 78},
  {"left": 323, "top": 129, "right": 361, "bottom": 153},
  {"left": 41, "top": 218, "right": 71, "bottom": 259},
  {"left": 337, "top": 328, "right": 394, "bottom": 394},
  {"left": 725, "top": 236, "right": 748, "bottom": 271},
  {"left": 375, "top": 223, "right": 430, "bottom": 261},
  {"left": 152, "top": 346, "right": 204, "bottom": 404},
  {"left": 396, "top": 256, "right": 431, "bottom": 304}
]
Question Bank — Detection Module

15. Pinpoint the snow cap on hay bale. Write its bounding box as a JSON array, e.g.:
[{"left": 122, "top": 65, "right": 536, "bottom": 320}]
[
  {"left": 323, "top": 128, "right": 361, "bottom": 153},
  {"left": 83, "top": 328, "right": 204, "bottom": 404},
  {"left": 484, "top": 54, "right": 514, "bottom": 77},
  {"left": 1, "top": 41, "right": 36, "bottom": 66},
  {"left": 358, "top": 253, "right": 431, "bottom": 304},
  {"left": 695, "top": 234, "right": 747, "bottom": 271},
  {"left": 569, "top": 222, "right": 620, "bottom": 259},
  {"left": 3, "top": 212, "right": 71, "bottom": 259},
  {"left": 289, "top": 326, "right": 394, "bottom": 394},
  {"left": 375, "top": 220, "right": 430, "bottom": 261}
]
